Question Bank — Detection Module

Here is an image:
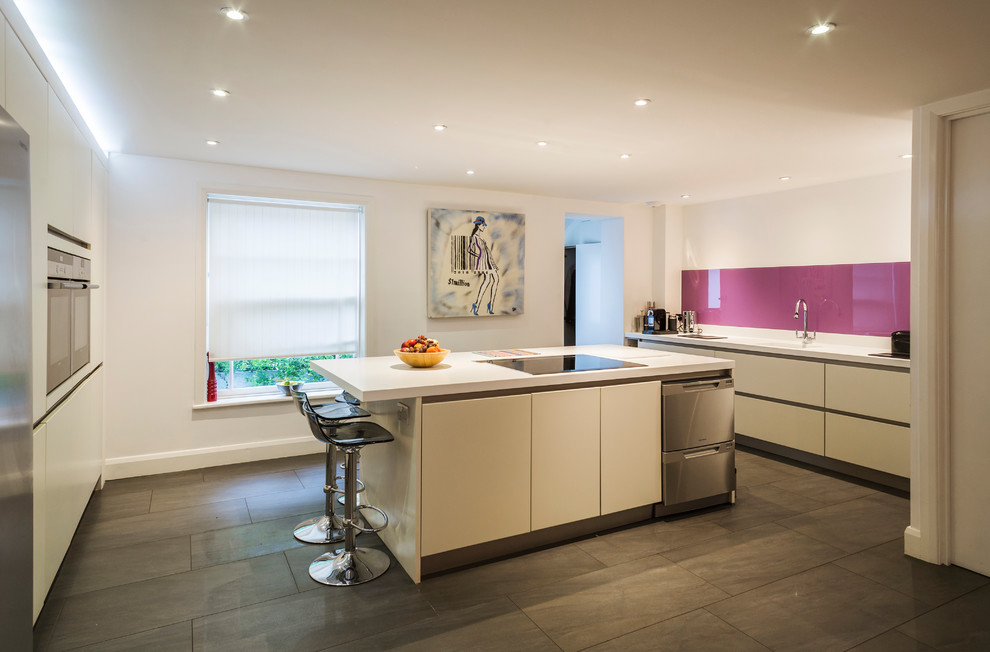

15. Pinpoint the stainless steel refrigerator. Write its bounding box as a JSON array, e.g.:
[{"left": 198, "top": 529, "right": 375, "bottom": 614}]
[{"left": 0, "top": 103, "right": 34, "bottom": 648}]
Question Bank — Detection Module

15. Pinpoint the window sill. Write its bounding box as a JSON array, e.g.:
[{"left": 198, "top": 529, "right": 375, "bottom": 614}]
[{"left": 192, "top": 388, "right": 344, "bottom": 410}]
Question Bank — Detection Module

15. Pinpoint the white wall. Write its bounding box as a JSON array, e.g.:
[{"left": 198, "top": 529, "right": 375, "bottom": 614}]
[
  {"left": 105, "top": 153, "right": 653, "bottom": 476},
  {"left": 680, "top": 171, "right": 911, "bottom": 270},
  {"left": 565, "top": 215, "right": 626, "bottom": 343}
]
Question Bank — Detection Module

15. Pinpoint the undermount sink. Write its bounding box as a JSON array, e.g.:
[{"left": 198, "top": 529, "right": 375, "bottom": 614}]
[
  {"left": 754, "top": 339, "right": 820, "bottom": 349},
  {"left": 677, "top": 333, "right": 728, "bottom": 340}
]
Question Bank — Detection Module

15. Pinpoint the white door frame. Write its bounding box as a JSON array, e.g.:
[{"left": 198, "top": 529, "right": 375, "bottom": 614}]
[{"left": 906, "top": 88, "right": 990, "bottom": 564}]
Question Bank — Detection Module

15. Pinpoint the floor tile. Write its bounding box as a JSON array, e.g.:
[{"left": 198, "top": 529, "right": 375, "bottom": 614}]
[
  {"left": 79, "top": 489, "right": 153, "bottom": 526},
  {"left": 777, "top": 493, "right": 910, "bottom": 553},
  {"left": 733, "top": 451, "right": 811, "bottom": 488},
  {"left": 897, "top": 582, "right": 990, "bottom": 650},
  {"left": 326, "top": 596, "right": 558, "bottom": 651},
  {"left": 663, "top": 523, "right": 846, "bottom": 595},
  {"left": 98, "top": 468, "right": 205, "bottom": 498},
  {"left": 200, "top": 453, "right": 323, "bottom": 482},
  {"left": 696, "top": 482, "right": 829, "bottom": 532},
  {"left": 510, "top": 553, "right": 729, "bottom": 651},
  {"left": 51, "top": 535, "right": 191, "bottom": 598},
  {"left": 835, "top": 539, "right": 990, "bottom": 606},
  {"left": 75, "top": 621, "right": 193, "bottom": 651},
  {"left": 150, "top": 470, "right": 304, "bottom": 512},
  {"left": 418, "top": 541, "right": 606, "bottom": 613},
  {"left": 708, "top": 564, "right": 928, "bottom": 651},
  {"left": 191, "top": 513, "right": 316, "bottom": 568},
  {"left": 192, "top": 571, "right": 436, "bottom": 651},
  {"left": 71, "top": 498, "right": 252, "bottom": 551},
  {"left": 846, "top": 629, "right": 937, "bottom": 651},
  {"left": 575, "top": 518, "right": 731, "bottom": 566},
  {"left": 770, "top": 471, "right": 877, "bottom": 505},
  {"left": 586, "top": 608, "right": 770, "bottom": 651},
  {"left": 48, "top": 553, "right": 297, "bottom": 650},
  {"left": 282, "top": 534, "right": 403, "bottom": 593},
  {"left": 246, "top": 486, "right": 328, "bottom": 523}
]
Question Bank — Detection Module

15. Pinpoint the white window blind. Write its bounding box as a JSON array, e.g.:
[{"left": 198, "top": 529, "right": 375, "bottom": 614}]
[{"left": 207, "top": 194, "right": 362, "bottom": 362}]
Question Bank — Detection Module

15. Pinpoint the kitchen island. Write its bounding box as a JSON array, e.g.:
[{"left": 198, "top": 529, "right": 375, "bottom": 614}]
[{"left": 312, "top": 344, "right": 733, "bottom": 582}]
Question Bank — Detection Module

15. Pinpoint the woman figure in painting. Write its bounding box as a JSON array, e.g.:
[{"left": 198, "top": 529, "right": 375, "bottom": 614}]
[{"left": 468, "top": 215, "right": 499, "bottom": 315}]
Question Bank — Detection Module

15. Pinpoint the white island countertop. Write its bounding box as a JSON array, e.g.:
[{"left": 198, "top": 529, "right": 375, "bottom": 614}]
[{"left": 312, "top": 344, "right": 733, "bottom": 402}]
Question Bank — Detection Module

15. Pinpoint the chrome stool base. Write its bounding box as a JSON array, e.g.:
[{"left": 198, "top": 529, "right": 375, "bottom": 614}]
[
  {"left": 308, "top": 547, "right": 390, "bottom": 586},
  {"left": 292, "top": 514, "right": 345, "bottom": 544}
]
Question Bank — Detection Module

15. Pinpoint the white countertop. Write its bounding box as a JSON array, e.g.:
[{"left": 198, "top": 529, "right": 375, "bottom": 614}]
[
  {"left": 626, "top": 332, "right": 910, "bottom": 369},
  {"left": 312, "top": 344, "right": 733, "bottom": 402}
]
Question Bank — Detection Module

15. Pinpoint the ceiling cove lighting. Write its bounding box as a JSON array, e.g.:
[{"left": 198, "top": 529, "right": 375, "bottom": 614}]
[
  {"left": 433, "top": 124, "right": 447, "bottom": 131},
  {"left": 220, "top": 7, "right": 247, "bottom": 21},
  {"left": 634, "top": 99, "right": 651, "bottom": 106},
  {"left": 808, "top": 22, "right": 836, "bottom": 35},
  {"left": 211, "top": 89, "right": 230, "bottom": 97},
  {"left": 206, "top": 139, "right": 220, "bottom": 146}
]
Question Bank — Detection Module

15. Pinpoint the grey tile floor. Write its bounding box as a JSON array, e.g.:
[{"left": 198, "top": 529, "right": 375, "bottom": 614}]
[{"left": 34, "top": 448, "right": 990, "bottom": 651}]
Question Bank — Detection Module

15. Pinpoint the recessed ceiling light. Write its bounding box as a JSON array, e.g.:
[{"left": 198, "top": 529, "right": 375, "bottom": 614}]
[
  {"left": 211, "top": 88, "right": 230, "bottom": 97},
  {"left": 680, "top": 194, "right": 691, "bottom": 199},
  {"left": 634, "top": 99, "right": 651, "bottom": 106},
  {"left": 206, "top": 139, "right": 220, "bottom": 146},
  {"left": 808, "top": 22, "right": 835, "bottom": 35},
  {"left": 536, "top": 141, "right": 548, "bottom": 147},
  {"left": 899, "top": 153, "right": 913, "bottom": 159},
  {"left": 220, "top": 7, "right": 247, "bottom": 21},
  {"left": 619, "top": 153, "right": 631, "bottom": 159},
  {"left": 466, "top": 170, "right": 475, "bottom": 175},
  {"left": 433, "top": 124, "right": 447, "bottom": 131},
  {"left": 779, "top": 176, "right": 792, "bottom": 181}
]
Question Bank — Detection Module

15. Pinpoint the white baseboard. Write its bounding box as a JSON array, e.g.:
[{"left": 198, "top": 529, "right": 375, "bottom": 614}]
[
  {"left": 102, "top": 436, "right": 325, "bottom": 480},
  {"left": 903, "top": 525, "right": 935, "bottom": 563}
]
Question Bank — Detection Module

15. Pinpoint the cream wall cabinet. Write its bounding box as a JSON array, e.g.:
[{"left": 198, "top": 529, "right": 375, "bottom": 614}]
[
  {"left": 601, "top": 381, "right": 663, "bottom": 514},
  {"left": 735, "top": 394, "right": 825, "bottom": 455},
  {"left": 718, "top": 351, "right": 824, "bottom": 406},
  {"left": 531, "top": 388, "right": 601, "bottom": 529},
  {"left": 46, "top": 87, "right": 74, "bottom": 235},
  {"left": 38, "top": 368, "right": 103, "bottom": 606},
  {"left": 825, "top": 364, "right": 910, "bottom": 423},
  {"left": 421, "top": 395, "right": 532, "bottom": 555},
  {"left": 32, "top": 424, "right": 46, "bottom": 622}
]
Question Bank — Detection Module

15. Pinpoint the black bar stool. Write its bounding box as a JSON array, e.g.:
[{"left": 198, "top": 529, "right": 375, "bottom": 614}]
[
  {"left": 288, "top": 388, "right": 369, "bottom": 544},
  {"left": 308, "top": 416, "right": 394, "bottom": 586}
]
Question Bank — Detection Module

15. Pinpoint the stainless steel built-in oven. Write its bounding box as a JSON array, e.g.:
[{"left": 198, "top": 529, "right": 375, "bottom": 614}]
[{"left": 47, "top": 247, "right": 98, "bottom": 393}]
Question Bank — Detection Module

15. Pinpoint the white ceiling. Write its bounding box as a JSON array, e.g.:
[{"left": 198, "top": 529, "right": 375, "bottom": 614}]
[{"left": 14, "top": 0, "right": 990, "bottom": 204}]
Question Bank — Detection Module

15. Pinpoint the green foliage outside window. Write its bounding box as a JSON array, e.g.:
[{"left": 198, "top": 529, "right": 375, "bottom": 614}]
[{"left": 214, "top": 354, "right": 353, "bottom": 389}]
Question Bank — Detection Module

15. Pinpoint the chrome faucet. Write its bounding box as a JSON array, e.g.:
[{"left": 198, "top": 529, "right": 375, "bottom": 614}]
[{"left": 794, "top": 298, "right": 816, "bottom": 343}]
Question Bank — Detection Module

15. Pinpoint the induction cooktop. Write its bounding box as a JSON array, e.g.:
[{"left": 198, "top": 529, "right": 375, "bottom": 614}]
[{"left": 482, "top": 354, "right": 645, "bottom": 375}]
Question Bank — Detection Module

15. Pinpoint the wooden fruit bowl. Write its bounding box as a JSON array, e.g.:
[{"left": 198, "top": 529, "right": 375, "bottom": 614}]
[{"left": 394, "top": 349, "right": 450, "bottom": 368}]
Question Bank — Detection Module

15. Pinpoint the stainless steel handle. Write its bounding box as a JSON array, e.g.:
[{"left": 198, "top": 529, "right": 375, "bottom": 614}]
[
  {"left": 46, "top": 282, "right": 98, "bottom": 290},
  {"left": 684, "top": 447, "right": 721, "bottom": 459}
]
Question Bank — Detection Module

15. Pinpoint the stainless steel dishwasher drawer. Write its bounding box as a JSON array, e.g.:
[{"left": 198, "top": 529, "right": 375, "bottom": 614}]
[
  {"left": 662, "top": 442, "right": 735, "bottom": 505},
  {"left": 661, "top": 377, "right": 734, "bottom": 451}
]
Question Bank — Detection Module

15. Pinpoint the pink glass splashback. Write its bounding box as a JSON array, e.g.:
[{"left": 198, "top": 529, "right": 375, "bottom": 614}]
[{"left": 681, "top": 262, "right": 910, "bottom": 336}]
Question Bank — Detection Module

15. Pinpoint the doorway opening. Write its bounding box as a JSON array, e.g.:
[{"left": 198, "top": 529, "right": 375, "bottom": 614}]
[{"left": 564, "top": 214, "right": 624, "bottom": 346}]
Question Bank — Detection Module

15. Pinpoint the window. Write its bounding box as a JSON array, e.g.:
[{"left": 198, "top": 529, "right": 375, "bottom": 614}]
[{"left": 206, "top": 193, "right": 364, "bottom": 397}]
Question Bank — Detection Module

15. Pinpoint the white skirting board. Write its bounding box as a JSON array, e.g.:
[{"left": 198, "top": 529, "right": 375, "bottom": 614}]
[{"left": 102, "top": 436, "right": 325, "bottom": 480}]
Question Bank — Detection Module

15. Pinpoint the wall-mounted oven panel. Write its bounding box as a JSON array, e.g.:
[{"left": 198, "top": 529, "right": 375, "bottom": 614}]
[
  {"left": 47, "top": 286, "right": 72, "bottom": 393},
  {"left": 47, "top": 247, "right": 99, "bottom": 394}
]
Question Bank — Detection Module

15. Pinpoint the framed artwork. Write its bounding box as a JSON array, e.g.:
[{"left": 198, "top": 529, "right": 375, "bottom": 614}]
[{"left": 428, "top": 208, "right": 525, "bottom": 318}]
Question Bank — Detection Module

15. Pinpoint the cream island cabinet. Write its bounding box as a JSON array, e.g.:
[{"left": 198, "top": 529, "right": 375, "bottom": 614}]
[
  {"left": 311, "top": 345, "right": 730, "bottom": 582},
  {"left": 629, "top": 333, "right": 910, "bottom": 490}
]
